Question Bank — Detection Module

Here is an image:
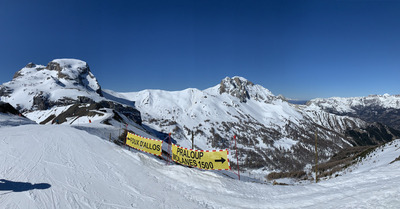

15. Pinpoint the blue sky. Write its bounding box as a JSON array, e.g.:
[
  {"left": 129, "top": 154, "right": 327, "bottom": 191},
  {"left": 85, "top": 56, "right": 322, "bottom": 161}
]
[{"left": 1, "top": 0, "right": 399, "bottom": 100}]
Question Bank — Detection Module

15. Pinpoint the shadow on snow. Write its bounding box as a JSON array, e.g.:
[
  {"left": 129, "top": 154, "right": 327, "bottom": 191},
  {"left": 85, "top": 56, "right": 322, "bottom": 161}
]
[{"left": 0, "top": 179, "right": 51, "bottom": 193}]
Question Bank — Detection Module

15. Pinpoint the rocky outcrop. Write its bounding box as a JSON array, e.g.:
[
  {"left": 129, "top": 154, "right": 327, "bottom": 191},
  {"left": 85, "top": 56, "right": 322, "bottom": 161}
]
[
  {"left": 45, "top": 61, "right": 62, "bottom": 71},
  {"left": 218, "top": 76, "right": 275, "bottom": 103},
  {"left": 32, "top": 92, "right": 50, "bottom": 110},
  {"left": 39, "top": 101, "right": 142, "bottom": 126},
  {"left": 25, "top": 62, "right": 36, "bottom": 68},
  {"left": 0, "top": 102, "right": 20, "bottom": 115},
  {"left": 98, "top": 100, "right": 142, "bottom": 125},
  {"left": 219, "top": 77, "right": 252, "bottom": 102},
  {"left": 0, "top": 85, "right": 13, "bottom": 97},
  {"left": 345, "top": 122, "right": 400, "bottom": 146},
  {"left": 13, "top": 63, "right": 36, "bottom": 79},
  {"left": 44, "top": 60, "right": 103, "bottom": 96}
]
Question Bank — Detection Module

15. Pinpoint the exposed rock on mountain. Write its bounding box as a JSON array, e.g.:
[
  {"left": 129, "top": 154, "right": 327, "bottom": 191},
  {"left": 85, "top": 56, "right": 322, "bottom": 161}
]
[
  {"left": 1, "top": 59, "right": 104, "bottom": 111},
  {"left": 219, "top": 77, "right": 252, "bottom": 102},
  {"left": 345, "top": 122, "right": 400, "bottom": 146},
  {"left": 307, "top": 94, "right": 400, "bottom": 130},
  {"left": 0, "top": 101, "right": 36, "bottom": 126},
  {"left": 0, "top": 101, "right": 21, "bottom": 115},
  {"left": 219, "top": 76, "right": 274, "bottom": 103},
  {"left": 0, "top": 59, "right": 141, "bottom": 130},
  {"left": 0, "top": 86, "right": 13, "bottom": 97},
  {"left": 45, "top": 59, "right": 103, "bottom": 96}
]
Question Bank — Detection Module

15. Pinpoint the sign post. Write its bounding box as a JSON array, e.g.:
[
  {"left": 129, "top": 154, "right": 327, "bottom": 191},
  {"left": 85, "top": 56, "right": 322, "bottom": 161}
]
[
  {"left": 166, "top": 133, "right": 172, "bottom": 165},
  {"left": 234, "top": 135, "right": 240, "bottom": 180},
  {"left": 191, "top": 130, "right": 194, "bottom": 150}
]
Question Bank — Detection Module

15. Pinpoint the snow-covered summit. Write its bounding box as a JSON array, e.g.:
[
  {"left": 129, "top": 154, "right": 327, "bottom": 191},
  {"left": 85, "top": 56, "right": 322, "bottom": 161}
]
[
  {"left": 1, "top": 59, "right": 143, "bottom": 130},
  {"left": 215, "top": 76, "right": 274, "bottom": 102},
  {"left": 1, "top": 59, "right": 103, "bottom": 111},
  {"left": 19, "top": 58, "right": 101, "bottom": 93},
  {"left": 51, "top": 58, "right": 86, "bottom": 68}
]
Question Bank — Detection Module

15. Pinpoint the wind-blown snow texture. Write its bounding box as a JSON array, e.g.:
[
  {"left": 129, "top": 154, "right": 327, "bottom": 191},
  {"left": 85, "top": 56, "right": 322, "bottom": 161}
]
[{"left": 1, "top": 122, "right": 399, "bottom": 208}]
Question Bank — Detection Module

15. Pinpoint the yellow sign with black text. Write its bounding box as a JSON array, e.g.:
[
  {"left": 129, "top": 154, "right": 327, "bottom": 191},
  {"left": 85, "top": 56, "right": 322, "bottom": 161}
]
[
  {"left": 126, "top": 132, "right": 163, "bottom": 156},
  {"left": 171, "top": 144, "right": 230, "bottom": 170}
]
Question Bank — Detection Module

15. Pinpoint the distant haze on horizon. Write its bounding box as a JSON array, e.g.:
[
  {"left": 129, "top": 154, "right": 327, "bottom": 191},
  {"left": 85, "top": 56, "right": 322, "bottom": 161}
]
[{"left": 1, "top": 0, "right": 399, "bottom": 100}]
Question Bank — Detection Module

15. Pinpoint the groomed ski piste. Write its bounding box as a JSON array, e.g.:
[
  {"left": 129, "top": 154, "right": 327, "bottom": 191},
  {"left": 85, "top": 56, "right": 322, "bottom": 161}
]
[{"left": 1, "top": 114, "right": 400, "bottom": 209}]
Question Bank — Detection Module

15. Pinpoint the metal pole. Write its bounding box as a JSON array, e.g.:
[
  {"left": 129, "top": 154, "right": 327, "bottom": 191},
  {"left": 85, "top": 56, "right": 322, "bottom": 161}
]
[
  {"left": 315, "top": 130, "right": 318, "bottom": 183},
  {"left": 167, "top": 133, "right": 172, "bottom": 165},
  {"left": 191, "top": 130, "right": 194, "bottom": 150},
  {"left": 234, "top": 135, "right": 240, "bottom": 181}
]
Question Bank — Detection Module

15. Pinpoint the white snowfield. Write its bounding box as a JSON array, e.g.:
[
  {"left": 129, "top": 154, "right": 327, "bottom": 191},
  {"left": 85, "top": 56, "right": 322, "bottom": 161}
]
[
  {"left": 0, "top": 113, "right": 36, "bottom": 127},
  {"left": 1, "top": 122, "right": 400, "bottom": 209}
]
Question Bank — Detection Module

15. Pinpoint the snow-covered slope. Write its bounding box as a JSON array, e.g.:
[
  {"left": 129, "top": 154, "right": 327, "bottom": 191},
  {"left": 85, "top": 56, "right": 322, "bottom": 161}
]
[
  {"left": 308, "top": 94, "right": 400, "bottom": 130},
  {"left": 0, "top": 101, "right": 36, "bottom": 126},
  {"left": 344, "top": 139, "right": 400, "bottom": 174},
  {"left": 0, "top": 59, "right": 103, "bottom": 111},
  {"left": 105, "top": 77, "right": 399, "bottom": 173},
  {"left": 1, "top": 121, "right": 400, "bottom": 208},
  {"left": 0, "top": 113, "right": 35, "bottom": 127},
  {"left": 309, "top": 94, "right": 400, "bottom": 113}
]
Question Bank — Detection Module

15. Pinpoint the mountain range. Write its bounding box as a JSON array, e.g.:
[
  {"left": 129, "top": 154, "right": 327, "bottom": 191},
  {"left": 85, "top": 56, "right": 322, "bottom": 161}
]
[
  {"left": 308, "top": 95, "right": 400, "bottom": 130},
  {"left": 1, "top": 59, "right": 400, "bottom": 175}
]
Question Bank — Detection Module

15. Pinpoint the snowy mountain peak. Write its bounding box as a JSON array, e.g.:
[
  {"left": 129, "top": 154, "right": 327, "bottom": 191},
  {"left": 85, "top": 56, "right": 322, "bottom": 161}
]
[
  {"left": 1, "top": 59, "right": 103, "bottom": 111},
  {"left": 219, "top": 76, "right": 254, "bottom": 95},
  {"left": 46, "top": 58, "right": 87, "bottom": 72},
  {"left": 25, "top": 62, "right": 36, "bottom": 68},
  {"left": 45, "top": 59, "right": 90, "bottom": 80},
  {"left": 218, "top": 76, "right": 274, "bottom": 102},
  {"left": 45, "top": 59, "right": 102, "bottom": 94},
  {"left": 13, "top": 59, "right": 96, "bottom": 84}
]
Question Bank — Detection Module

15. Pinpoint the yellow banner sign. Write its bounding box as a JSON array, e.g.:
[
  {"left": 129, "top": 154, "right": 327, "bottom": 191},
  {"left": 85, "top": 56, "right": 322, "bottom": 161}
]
[
  {"left": 171, "top": 144, "right": 230, "bottom": 170},
  {"left": 126, "top": 132, "right": 163, "bottom": 156}
]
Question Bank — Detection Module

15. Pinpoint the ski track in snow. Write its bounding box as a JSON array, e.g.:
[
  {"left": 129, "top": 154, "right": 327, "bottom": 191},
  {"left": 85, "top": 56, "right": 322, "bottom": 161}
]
[{"left": 1, "top": 124, "right": 400, "bottom": 208}]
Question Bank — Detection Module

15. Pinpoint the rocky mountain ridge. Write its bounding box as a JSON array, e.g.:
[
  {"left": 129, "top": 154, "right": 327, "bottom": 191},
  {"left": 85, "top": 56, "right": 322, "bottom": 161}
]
[
  {"left": 218, "top": 76, "right": 275, "bottom": 103},
  {"left": 307, "top": 94, "right": 400, "bottom": 130}
]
